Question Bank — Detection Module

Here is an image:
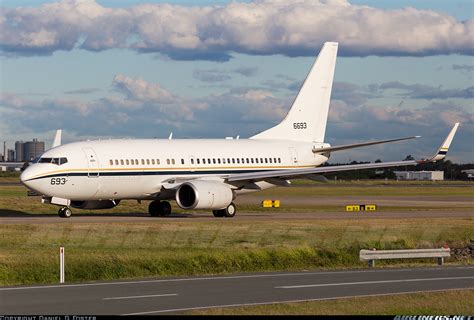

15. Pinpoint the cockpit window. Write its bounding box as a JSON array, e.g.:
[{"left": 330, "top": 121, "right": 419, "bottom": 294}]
[{"left": 38, "top": 157, "right": 68, "bottom": 165}]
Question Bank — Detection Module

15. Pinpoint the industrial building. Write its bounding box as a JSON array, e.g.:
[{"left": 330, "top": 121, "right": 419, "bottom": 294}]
[
  {"left": 394, "top": 171, "right": 444, "bottom": 181},
  {"left": 462, "top": 169, "right": 474, "bottom": 179},
  {"left": 14, "top": 139, "right": 45, "bottom": 162}
]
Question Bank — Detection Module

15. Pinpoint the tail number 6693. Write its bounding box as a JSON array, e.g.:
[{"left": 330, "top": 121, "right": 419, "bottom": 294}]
[{"left": 293, "top": 122, "right": 307, "bottom": 129}]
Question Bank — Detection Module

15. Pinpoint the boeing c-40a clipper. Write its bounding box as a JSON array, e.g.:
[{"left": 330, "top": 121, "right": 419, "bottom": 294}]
[{"left": 20, "top": 42, "right": 459, "bottom": 218}]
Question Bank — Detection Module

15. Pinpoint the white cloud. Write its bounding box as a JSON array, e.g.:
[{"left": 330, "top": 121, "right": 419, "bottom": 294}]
[
  {"left": 1, "top": 0, "right": 472, "bottom": 59},
  {"left": 112, "top": 74, "right": 174, "bottom": 103}
]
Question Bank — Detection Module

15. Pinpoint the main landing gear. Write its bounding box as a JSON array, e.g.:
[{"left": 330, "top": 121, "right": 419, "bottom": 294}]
[
  {"left": 212, "top": 202, "right": 236, "bottom": 218},
  {"left": 58, "top": 207, "right": 72, "bottom": 218},
  {"left": 148, "top": 200, "right": 172, "bottom": 217}
]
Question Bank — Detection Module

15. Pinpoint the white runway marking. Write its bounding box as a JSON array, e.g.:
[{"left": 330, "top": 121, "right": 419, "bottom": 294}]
[
  {"left": 103, "top": 293, "right": 178, "bottom": 300},
  {"left": 275, "top": 276, "right": 474, "bottom": 289},
  {"left": 122, "top": 288, "right": 474, "bottom": 315}
]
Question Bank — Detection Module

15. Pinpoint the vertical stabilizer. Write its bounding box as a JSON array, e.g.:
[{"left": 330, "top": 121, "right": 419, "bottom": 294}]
[
  {"left": 52, "top": 129, "right": 62, "bottom": 148},
  {"left": 251, "top": 42, "right": 338, "bottom": 142}
]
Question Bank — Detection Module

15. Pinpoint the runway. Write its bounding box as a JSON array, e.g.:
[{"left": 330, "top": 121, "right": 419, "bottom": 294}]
[
  {"left": 1, "top": 266, "right": 473, "bottom": 314},
  {"left": 0, "top": 209, "right": 473, "bottom": 224}
]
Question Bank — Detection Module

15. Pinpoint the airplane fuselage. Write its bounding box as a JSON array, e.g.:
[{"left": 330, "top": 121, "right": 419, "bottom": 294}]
[{"left": 22, "top": 139, "right": 330, "bottom": 201}]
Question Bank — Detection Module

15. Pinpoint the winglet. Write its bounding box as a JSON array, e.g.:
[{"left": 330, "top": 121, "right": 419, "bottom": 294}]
[
  {"left": 419, "top": 123, "right": 459, "bottom": 163},
  {"left": 52, "top": 129, "right": 62, "bottom": 148}
]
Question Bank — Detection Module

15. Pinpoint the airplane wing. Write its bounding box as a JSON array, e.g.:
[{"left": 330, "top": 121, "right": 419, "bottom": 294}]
[
  {"left": 226, "top": 123, "right": 459, "bottom": 183},
  {"left": 312, "top": 136, "right": 419, "bottom": 153}
]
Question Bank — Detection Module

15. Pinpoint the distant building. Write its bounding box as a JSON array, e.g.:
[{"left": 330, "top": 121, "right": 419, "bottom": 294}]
[
  {"left": 394, "top": 171, "right": 444, "bottom": 181},
  {"left": 23, "top": 139, "right": 45, "bottom": 161},
  {"left": 7, "top": 149, "right": 15, "bottom": 162},
  {"left": 462, "top": 169, "right": 474, "bottom": 180},
  {"left": 15, "top": 141, "right": 24, "bottom": 162},
  {"left": 15, "top": 139, "right": 45, "bottom": 162}
]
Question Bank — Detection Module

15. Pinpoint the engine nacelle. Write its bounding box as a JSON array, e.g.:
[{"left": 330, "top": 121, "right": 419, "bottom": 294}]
[
  {"left": 176, "top": 181, "right": 233, "bottom": 210},
  {"left": 70, "top": 200, "right": 120, "bottom": 210}
]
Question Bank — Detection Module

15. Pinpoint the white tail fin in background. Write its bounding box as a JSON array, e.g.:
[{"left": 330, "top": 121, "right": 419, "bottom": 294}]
[
  {"left": 51, "top": 129, "right": 62, "bottom": 148},
  {"left": 250, "top": 42, "right": 338, "bottom": 142}
]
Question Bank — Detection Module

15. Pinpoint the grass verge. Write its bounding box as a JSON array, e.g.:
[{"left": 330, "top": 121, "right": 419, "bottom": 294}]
[{"left": 0, "top": 218, "right": 472, "bottom": 286}]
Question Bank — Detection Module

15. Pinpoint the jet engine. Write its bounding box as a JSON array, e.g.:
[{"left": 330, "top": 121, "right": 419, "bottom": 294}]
[
  {"left": 176, "top": 180, "right": 233, "bottom": 210},
  {"left": 70, "top": 200, "right": 120, "bottom": 210}
]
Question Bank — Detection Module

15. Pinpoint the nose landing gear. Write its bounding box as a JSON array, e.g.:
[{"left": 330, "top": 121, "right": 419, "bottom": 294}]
[{"left": 58, "top": 207, "right": 72, "bottom": 218}]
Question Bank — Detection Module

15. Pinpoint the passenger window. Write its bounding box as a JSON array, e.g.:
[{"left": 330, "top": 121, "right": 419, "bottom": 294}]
[
  {"left": 181, "top": 159, "right": 185, "bottom": 165},
  {"left": 218, "top": 159, "right": 221, "bottom": 164},
  {"left": 208, "top": 158, "right": 211, "bottom": 164},
  {"left": 172, "top": 159, "right": 175, "bottom": 165},
  {"left": 109, "top": 160, "right": 113, "bottom": 165},
  {"left": 126, "top": 159, "right": 129, "bottom": 165},
  {"left": 141, "top": 159, "right": 144, "bottom": 165},
  {"left": 166, "top": 159, "right": 170, "bottom": 165},
  {"left": 222, "top": 159, "right": 226, "bottom": 164},
  {"left": 269, "top": 158, "right": 272, "bottom": 163},
  {"left": 278, "top": 158, "right": 281, "bottom": 163},
  {"left": 255, "top": 158, "right": 259, "bottom": 164},
  {"left": 120, "top": 160, "right": 124, "bottom": 165},
  {"left": 115, "top": 160, "right": 119, "bottom": 165},
  {"left": 251, "top": 158, "right": 254, "bottom": 164},
  {"left": 157, "top": 159, "right": 160, "bottom": 165},
  {"left": 232, "top": 158, "right": 235, "bottom": 164},
  {"left": 236, "top": 158, "right": 240, "bottom": 164},
  {"left": 202, "top": 159, "right": 205, "bottom": 164},
  {"left": 260, "top": 158, "right": 263, "bottom": 163},
  {"left": 213, "top": 159, "right": 216, "bottom": 164},
  {"left": 151, "top": 159, "right": 154, "bottom": 165},
  {"left": 197, "top": 159, "right": 200, "bottom": 164},
  {"left": 274, "top": 158, "right": 277, "bottom": 163},
  {"left": 191, "top": 159, "right": 194, "bottom": 165},
  {"left": 146, "top": 159, "right": 150, "bottom": 165}
]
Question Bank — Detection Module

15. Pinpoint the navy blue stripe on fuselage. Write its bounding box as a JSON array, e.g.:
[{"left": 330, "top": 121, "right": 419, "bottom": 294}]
[{"left": 26, "top": 169, "right": 279, "bottom": 181}]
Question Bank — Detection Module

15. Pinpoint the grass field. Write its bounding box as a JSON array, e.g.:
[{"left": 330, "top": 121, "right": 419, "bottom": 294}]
[
  {"left": 187, "top": 289, "right": 474, "bottom": 315},
  {"left": 0, "top": 179, "right": 473, "bottom": 286}
]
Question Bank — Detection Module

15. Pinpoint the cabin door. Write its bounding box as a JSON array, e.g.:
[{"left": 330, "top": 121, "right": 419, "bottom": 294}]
[
  {"left": 288, "top": 147, "right": 298, "bottom": 164},
  {"left": 83, "top": 148, "right": 99, "bottom": 177}
]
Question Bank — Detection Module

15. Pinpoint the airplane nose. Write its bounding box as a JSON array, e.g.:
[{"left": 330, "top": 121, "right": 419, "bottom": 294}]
[{"left": 19, "top": 166, "right": 33, "bottom": 187}]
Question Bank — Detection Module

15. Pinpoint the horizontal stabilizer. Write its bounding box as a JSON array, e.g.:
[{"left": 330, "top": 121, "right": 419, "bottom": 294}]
[
  {"left": 312, "top": 136, "right": 420, "bottom": 153},
  {"left": 225, "top": 124, "right": 459, "bottom": 183}
]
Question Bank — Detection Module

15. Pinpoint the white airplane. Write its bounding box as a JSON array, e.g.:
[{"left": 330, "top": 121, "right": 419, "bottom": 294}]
[{"left": 20, "top": 42, "right": 460, "bottom": 218}]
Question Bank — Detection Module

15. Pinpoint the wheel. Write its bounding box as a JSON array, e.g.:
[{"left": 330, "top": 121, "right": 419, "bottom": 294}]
[
  {"left": 148, "top": 200, "right": 161, "bottom": 217},
  {"left": 58, "top": 207, "right": 72, "bottom": 218},
  {"left": 148, "top": 200, "right": 172, "bottom": 217},
  {"left": 213, "top": 209, "right": 225, "bottom": 217},
  {"left": 160, "top": 201, "right": 172, "bottom": 216},
  {"left": 224, "top": 203, "right": 236, "bottom": 218}
]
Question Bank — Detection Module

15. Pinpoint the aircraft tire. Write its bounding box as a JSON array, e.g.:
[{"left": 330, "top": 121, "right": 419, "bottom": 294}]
[
  {"left": 160, "top": 201, "right": 172, "bottom": 216},
  {"left": 212, "top": 209, "right": 225, "bottom": 217},
  {"left": 148, "top": 201, "right": 161, "bottom": 217},
  {"left": 224, "top": 203, "right": 236, "bottom": 218},
  {"left": 58, "top": 207, "right": 72, "bottom": 218}
]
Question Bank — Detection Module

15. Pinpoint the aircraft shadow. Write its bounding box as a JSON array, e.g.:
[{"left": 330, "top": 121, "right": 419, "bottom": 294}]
[{"left": 0, "top": 208, "right": 195, "bottom": 218}]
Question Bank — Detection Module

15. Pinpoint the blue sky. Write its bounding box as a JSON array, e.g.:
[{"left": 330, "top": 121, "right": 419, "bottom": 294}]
[{"left": 1, "top": 0, "right": 473, "bottom": 163}]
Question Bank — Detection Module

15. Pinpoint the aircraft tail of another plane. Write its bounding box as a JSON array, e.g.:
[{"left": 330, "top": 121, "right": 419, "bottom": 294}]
[{"left": 250, "top": 42, "right": 338, "bottom": 142}]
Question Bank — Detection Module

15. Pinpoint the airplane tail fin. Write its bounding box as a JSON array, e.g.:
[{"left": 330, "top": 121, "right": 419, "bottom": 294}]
[{"left": 250, "top": 42, "right": 338, "bottom": 142}]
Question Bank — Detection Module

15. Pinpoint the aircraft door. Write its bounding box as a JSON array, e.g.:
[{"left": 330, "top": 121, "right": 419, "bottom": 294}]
[
  {"left": 288, "top": 147, "right": 298, "bottom": 164},
  {"left": 83, "top": 148, "right": 99, "bottom": 177}
]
